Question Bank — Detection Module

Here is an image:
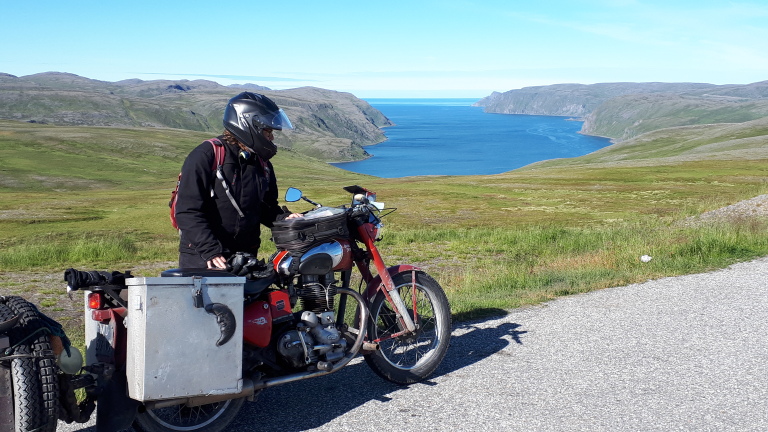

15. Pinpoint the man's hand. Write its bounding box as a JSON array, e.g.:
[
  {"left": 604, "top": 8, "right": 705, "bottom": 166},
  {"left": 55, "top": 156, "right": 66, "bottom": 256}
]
[
  {"left": 207, "top": 255, "right": 227, "bottom": 269},
  {"left": 285, "top": 213, "right": 303, "bottom": 220}
]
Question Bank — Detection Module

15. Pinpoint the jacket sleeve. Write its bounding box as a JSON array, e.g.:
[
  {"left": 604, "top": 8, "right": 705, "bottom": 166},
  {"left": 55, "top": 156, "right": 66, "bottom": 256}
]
[
  {"left": 175, "top": 143, "right": 224, "bottom": 260},
  {"left": 259, "top": 160, "right": 282, "bottom": 228}
]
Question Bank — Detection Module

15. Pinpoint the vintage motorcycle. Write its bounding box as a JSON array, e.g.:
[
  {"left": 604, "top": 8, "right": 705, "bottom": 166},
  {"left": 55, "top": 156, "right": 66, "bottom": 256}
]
[{"left": 2, "top": 185, "right": 452, "bottom": 432}]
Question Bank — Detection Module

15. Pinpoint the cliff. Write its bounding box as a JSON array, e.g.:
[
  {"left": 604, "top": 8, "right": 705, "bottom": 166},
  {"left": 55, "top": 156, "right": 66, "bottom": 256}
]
[{"left": 476, "top": 81, "right": 768, "bottom": 141}]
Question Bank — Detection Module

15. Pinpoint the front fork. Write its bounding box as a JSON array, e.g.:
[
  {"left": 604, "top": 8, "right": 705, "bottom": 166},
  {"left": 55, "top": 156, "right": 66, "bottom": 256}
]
[
  {"left": 382, "top": 278, "right": 417, "bottom": 333},
  {"left": 359, "top": 237, "right": 418, "bottom": 335}
]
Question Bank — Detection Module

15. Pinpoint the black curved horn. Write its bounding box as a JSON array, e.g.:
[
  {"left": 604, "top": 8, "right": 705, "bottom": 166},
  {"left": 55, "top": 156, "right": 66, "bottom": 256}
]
[{"left": 204, "top": 303, "right": 236, "bottom": 346}]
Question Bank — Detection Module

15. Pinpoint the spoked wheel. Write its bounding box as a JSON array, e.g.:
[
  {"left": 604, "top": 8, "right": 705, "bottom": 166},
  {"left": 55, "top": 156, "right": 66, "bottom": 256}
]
[
  {"left": 133, "top": 397, "right": 245, "bottom": 432},
  {"left": 0, "top": 296, "right": 59, "bottom": 432},
  {"left": 365, "top": 271, "right": 451, "bottom": 385}
]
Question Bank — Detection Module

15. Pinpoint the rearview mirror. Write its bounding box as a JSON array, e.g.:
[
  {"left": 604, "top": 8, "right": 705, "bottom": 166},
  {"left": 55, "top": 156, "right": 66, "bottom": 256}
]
[{"left": 285, "top": 187, "right": 303, "bottom": 202}]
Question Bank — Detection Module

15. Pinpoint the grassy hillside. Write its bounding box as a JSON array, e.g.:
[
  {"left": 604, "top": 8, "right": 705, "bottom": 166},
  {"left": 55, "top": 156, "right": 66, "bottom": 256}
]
[
  {"left": 0, "top": 72, "right": 393, "bottom": 162},
  {"left": 477, "top": 80, "right": 768, "bottom": 143},
  {"left": 1, "top": 116, "right": 768, "bottom": 327},
  {"left": 532, "top": 116, "right": 768, "bottom": 169},
  {"left": 581, "top": 93, "right": 768, "bottom": 141}
]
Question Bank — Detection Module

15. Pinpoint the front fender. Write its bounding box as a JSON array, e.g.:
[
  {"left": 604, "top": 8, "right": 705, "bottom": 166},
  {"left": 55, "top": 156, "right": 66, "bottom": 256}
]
[{"left": 364, "top": 265, "right": 421, "bottom": 299}]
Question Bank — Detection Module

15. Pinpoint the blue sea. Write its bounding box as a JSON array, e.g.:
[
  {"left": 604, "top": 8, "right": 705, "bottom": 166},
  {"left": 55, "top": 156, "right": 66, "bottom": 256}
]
[{"left": 331, "top": 98, "right": 612, "bottom": 178}]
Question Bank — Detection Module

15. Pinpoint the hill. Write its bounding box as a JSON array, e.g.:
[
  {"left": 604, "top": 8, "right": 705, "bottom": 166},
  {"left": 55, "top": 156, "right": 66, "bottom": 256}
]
[
  {"left": 523, "top": 115, "right": 768, "bottom": 170},
  {"left": 0, "top": 72, "right": 393, "bottom": 161},
  {"left": 580, "top": 92, "right": 768, "bottom": 141},
  {"left": 474, "top": 82, "right": 719, "bottom": 117},
  {"left": 476, "top": 81, "right": 768, "bottom": 142}
]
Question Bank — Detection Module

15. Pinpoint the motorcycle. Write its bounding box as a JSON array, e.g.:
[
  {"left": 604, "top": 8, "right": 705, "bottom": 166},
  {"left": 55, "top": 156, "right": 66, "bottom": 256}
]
[{"left": 28, "top": 185, "right": 451, "bottom": 432}]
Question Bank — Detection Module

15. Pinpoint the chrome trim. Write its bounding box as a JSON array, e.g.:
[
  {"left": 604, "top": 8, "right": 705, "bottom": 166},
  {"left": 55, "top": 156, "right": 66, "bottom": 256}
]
[
  {"left": 302, "top": 241, "right": 343, "bottom": 267},
  {"left": 277, "top": 254, "right": 294, "bottom": 275}
]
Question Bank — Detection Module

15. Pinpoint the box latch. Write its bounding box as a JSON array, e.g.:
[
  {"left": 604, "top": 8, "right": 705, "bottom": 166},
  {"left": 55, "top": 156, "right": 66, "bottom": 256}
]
[{"left": 192, "top": 276, "right": 204, "bottom": 308}]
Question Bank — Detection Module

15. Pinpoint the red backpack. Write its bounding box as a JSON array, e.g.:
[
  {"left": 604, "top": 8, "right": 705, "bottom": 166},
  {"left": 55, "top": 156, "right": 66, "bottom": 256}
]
[{"left": 169, "top": 138, "right": 227, "bottom": 230}]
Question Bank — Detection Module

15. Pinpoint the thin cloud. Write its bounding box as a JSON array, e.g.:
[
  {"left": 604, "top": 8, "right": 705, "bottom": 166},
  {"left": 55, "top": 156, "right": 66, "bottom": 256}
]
[{"left": 140, "top": 72, "right": 316, "bottom": 82}]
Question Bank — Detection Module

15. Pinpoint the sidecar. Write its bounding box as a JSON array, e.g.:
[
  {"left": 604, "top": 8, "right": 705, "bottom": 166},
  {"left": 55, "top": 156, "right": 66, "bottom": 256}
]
[
  {"left": 1, "top": 272, "right": 253, "bottom": 432},
  {"left": 107, "top": 275, "right": 245, "bottom": 401},
  {"left": 81, "top": 273, "right": 253, "bottom": 431}
]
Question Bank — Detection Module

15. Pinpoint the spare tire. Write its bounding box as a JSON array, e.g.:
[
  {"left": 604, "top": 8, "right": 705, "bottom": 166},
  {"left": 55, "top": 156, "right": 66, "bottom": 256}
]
[{"left": 0, "top": 296, "right": 59, "bottom": 432}]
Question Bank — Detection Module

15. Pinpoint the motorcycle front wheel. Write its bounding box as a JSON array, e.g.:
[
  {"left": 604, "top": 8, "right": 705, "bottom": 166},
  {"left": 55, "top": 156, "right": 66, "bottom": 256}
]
[
  {"left": 365, "top": 271, "right": 451, "bottom": 385},
  {"left": 133, "top": 397, "right": 245, "bottom": 432}
]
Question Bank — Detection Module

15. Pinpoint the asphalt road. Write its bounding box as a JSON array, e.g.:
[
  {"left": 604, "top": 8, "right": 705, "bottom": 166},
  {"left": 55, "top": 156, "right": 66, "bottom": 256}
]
[{"left": 59, "top": 257, "right": 768, "bottom": 431}]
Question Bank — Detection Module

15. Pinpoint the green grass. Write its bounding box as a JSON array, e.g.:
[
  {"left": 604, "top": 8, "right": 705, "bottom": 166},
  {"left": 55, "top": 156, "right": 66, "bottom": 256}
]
[
  {"left": 377, "top": 219, "right": 768, "bottom": 320},
  {"left": 0, "top": 233, "right": 143, "bottom": 269},
  {"left": 2, "top": 118, "right": 768, "bottom": 328}
]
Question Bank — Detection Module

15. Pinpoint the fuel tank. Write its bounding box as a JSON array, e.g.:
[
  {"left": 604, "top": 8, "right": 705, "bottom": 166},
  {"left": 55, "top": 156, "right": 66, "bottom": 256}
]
[{"left": 274, "top": 239, "right": 353, "bottom": 276}]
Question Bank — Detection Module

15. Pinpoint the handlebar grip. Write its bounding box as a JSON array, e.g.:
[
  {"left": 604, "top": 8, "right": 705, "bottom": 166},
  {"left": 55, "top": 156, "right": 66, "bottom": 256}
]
[{"left": 63, "top": 268, "right": 132, "bottom": 290}]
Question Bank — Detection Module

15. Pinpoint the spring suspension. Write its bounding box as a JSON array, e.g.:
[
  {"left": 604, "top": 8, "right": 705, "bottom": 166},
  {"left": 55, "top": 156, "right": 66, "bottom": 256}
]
[{"left": 297, "top": 273, "right": 337, "bottom": 313}]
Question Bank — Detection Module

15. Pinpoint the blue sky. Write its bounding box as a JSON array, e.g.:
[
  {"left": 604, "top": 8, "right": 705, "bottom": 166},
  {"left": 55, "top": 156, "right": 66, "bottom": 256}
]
[{"left": 2, "top": 0, "right": 767, "bottom": 98}]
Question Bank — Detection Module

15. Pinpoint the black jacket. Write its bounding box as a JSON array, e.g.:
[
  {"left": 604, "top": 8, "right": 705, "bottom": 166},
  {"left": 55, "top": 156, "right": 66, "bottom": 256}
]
[{"left": 175, "top": 137, "right": 282, "bottom": 261}]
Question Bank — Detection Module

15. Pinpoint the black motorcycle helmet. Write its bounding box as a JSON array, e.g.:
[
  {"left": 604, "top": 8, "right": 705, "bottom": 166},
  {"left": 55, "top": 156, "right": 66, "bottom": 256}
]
[{"left": 223, "top": 92, "right": 293, "bottom": 160}]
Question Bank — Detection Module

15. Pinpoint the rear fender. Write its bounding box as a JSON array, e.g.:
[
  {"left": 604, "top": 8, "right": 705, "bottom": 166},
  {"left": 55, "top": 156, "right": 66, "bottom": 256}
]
[
  {"left": 95, "top": 369, "right": 139, "bottom": 432},
  {"left": 83, "top": 295, "right": 138, "bottom": 431}
]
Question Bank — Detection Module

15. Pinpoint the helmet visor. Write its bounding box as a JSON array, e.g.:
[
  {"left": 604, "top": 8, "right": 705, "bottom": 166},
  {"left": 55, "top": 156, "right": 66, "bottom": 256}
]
[{"left": 254, "top": 108, "right": 294, "bottom": 131}]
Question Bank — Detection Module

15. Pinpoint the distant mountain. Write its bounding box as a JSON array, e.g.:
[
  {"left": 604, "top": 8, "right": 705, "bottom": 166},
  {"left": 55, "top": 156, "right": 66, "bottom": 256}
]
[
  {"left": 581, "top": 91, "right": 768, "bottom": 141},
  {"left": 474, "top": 83, "right": 720, "bottom": 117},
  {"left": 227, "top": 83, "right": 272, "bottom": 91},
  {"left": 476, "top": 81, "right": 768, "bottom": 142},
  {"left": 0, "top": 72, "right": 393, "bottom": 161}
]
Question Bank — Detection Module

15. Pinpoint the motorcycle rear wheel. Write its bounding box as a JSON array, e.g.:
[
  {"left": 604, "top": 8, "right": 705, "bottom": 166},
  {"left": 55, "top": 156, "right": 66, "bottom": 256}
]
[
  {"left": 133, "top": 397, "right": 245, "bottom": 432},
  {"left": 365, "top": 271, "right": 451, "bottom": 385}
]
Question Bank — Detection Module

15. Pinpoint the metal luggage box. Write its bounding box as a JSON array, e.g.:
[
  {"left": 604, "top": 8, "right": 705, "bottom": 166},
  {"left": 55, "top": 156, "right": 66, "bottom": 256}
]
[{"left": 125, "top": 276, "right": 244, "bottom": 401}]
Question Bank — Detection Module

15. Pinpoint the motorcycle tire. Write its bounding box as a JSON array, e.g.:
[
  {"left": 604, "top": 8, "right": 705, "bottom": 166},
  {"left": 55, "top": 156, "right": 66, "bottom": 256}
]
[
  {"left": 365, "top": 271, "right": 452, "bottom": 385},
  {"left": 0, "top": 297, "right": 59, "bottom": 432},
  {"left": 133, "top": 397, "right": 245, "bottom": 432}
]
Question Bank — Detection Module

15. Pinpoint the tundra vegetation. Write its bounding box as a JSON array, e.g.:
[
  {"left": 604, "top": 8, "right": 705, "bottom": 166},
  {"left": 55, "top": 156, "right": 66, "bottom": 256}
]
[{"left": 1, "top": 74, "right": 768, "bottom": 340}]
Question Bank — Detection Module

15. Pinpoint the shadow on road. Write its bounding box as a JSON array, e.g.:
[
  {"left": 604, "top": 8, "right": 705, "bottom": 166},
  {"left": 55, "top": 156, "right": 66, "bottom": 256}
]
[
  {"left": 61, "top": 312, "right": 526, "bottom": 431},
  {"left": 227, "top": 311, "right": 526, "bottom": 431}
]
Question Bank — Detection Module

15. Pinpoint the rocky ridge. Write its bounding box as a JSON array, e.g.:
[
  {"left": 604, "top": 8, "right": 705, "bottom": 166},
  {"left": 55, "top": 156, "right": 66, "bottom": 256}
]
[
  {"left": 476, "top": 81, "right": 768, "bottom": 143},
  {"left": 0, "top": 72, "right": 394, "bottom": 162}
]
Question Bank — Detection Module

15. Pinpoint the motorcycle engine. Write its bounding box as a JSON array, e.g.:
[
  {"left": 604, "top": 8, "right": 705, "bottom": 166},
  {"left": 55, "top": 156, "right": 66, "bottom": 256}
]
[
  {"left": 276, "top": 310, "right": 347, "bottom": 371},
  {"left": 275, "top": 272, "right": 349, "bottom": 371}
]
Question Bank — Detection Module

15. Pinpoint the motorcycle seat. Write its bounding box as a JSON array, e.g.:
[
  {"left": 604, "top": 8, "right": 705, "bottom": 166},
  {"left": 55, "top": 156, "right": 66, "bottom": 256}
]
[
  {"left": 244, "top": 275, "right": 274, "bottom": 296},
  {"left": 160, "top": 268, "right": 239, "bottom": 278}
]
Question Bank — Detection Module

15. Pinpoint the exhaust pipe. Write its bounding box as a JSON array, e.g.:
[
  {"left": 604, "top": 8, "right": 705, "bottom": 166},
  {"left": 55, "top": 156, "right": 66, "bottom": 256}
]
[{"left": 143, "top": 379, "right": 256, "bottom": 410}]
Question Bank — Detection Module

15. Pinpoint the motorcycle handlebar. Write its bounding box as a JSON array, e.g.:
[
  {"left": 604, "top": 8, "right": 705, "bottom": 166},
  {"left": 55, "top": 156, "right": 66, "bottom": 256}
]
[
  {"left": 63, "top": 268, "right": 132, "bottom": 291},
  {"left": 349, "top": 205, "right": 368, "bottom": 218}
]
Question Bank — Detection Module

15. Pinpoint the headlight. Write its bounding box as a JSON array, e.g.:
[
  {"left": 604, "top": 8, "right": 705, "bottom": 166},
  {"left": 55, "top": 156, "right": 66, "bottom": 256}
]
[{"left": 372, "top": 222, "right": 383, "bottom": 239}]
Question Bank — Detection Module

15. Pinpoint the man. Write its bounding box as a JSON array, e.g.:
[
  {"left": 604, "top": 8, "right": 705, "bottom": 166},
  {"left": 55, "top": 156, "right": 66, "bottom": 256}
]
[{"left": 174, "top": 92, "right": 299, "bottom": 269}]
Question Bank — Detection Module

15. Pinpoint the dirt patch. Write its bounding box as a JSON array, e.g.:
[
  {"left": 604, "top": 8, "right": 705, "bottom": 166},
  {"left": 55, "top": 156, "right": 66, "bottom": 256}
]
[
  {"left": 683, "top": 194, "right": 768, "bottom": 225},
  {"left": 0, "top": 261, "right": 176, "bottom": 334}
]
